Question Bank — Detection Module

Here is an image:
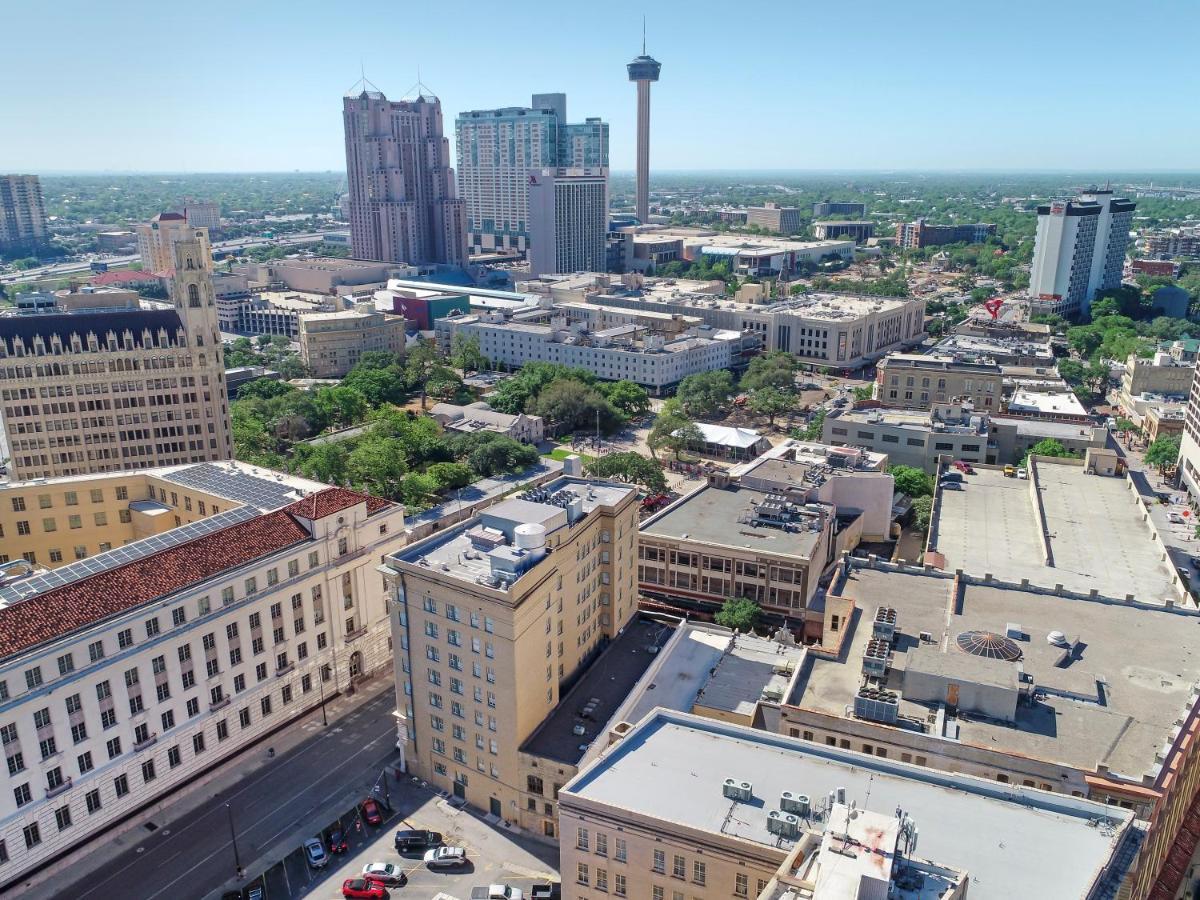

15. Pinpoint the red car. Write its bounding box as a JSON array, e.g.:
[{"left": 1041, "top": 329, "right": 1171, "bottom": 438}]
[
  {"left": 342, "top": 879, "right": 386, "bottom": 899},
  {"left": 361, "top": 798, "right": 383, "bottom": 826}
]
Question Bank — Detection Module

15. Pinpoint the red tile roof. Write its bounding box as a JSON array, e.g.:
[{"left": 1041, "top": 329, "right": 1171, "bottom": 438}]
[
  {"left": 0, "top": 509, "right": 309, "bottom": 659},
  {"left": 0, "top": 487, "right": 394, "bottom": 660},
  {"left": 88, "top": 270, "right": 167, "bottom": 286},
  {"left": 284, "top": 487, "right": 391, "bottom": 520}
]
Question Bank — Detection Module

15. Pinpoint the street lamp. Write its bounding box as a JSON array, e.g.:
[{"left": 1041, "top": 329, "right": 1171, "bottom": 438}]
[{"left": 226, "top": 802, "right": 243, "bottom": 880}]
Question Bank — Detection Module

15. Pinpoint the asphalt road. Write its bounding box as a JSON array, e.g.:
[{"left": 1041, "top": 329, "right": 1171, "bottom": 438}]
[{"left": 55, "top": 689, "right": 400, "bottom": 900}]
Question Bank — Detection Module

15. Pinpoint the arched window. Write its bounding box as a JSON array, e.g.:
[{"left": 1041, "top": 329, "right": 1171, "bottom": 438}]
[
  {"left": 186, "top": 257, "right": 195, "bottom": 270},
  {"left": 188, "top": 284, "right": 200, "bottom": 308}
]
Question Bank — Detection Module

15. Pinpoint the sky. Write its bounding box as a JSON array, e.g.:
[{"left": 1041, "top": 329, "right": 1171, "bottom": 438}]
[{"left": 3, "top": 0, "right": 1198, "bottom": 174}]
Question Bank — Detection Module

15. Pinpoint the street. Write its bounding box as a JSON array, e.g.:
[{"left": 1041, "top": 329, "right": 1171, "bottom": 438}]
[{"left": 48, "top": 688, "right": 401, "bottom": 900}]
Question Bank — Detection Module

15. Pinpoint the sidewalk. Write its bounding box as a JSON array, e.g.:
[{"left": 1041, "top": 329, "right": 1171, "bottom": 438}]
[{"left": 29, "top": 675, "right": 396, "bottom": 900}]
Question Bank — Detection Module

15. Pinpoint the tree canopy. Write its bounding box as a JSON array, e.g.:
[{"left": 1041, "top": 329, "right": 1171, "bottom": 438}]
[
  {"left": 715, "top": 597, "right": 761, "bottom": 633},
  {"left": 890, "top": 464, "right": 934, "bottom": 498},
  {"left": 585, "top": 452, "right": 667, "bottom": 492},
  {"left": 676, "top": 370, "right": 734, "bottom": 419},
  {"left": 1146, "top": 434, "right": 1182, "bottom": 472}
]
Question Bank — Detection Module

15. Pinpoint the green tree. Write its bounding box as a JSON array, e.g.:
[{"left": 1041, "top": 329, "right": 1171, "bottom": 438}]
[
  {"left": 489, "top": 362, "right": 584, "bottom": 414},
  {"left": 890, "top": 464, "right": 934, "bottom": 498},
  {"left": 292, "top": 442, "right": 349, "bottom": 485},
  {"left": 449, "top": 333, "right": 489, "bottom": 374},
  {"left": 585, "top": 452, "right": 667, "bottom": 492},
  {"left": 851, "top": 385, "right": 874, "bottom": 402},
  {"left": 314, "top": 385, "right": 368, "bottom": 429},
  {"left": 714, "top": 597, "right": 761, "bottom": 633},
  {"left": 1146, "top": 434, "right": 1182, "bottom": 474},
  {"left": 405, "top": 337, "right": 442, "bottom": 410},
  {"left": 427, "top": 461, "right": 475, "bottom": 490},
  {"left": 597, "top": 380, "right": 651, "bottom": 418},
  {"left": 341, "top": 352, "right": 407, "bottom": 407},
  {"left": 911, "top": 496, "right": 934, "bottom": 533},
  {"left": 676, "top": 370, "right": 734, "bottom": 419},
  {"left": 740, "top": 351, "right": 798, "bottom": 394},
  {"left": 347, "top": 437, "right": 408, "bottom": 497},
  {"left": 794, "top": 408, "right": 826, "bottom": 442},
  {"left": 530, "top": 378, "right": 624, "bottom": 434},
  {"left": 1023, "top": 439, "right": 1071, "bottom": 460},
  {"left": 399, "top": 472, "right": 441, "bottom": 511},
  {"left": 747, "top": 387, "right": 793, "bottom": 425},
  {"left": 427, "top": 365, "right": 467, "bottom": 403},
  {"left": 236, "top": 378, "right": 295, "bottom": 401}
]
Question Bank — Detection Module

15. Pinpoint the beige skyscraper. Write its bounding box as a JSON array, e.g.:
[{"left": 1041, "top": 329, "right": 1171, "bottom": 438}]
[
  {"left": 0, "top": 175, "right": 48, "bottom": 253},
  {"left": 0, "top": 228, "right": 232, "bottom": 480},
  {"left": 136, "top": 211, "right": 206, "bottom": 274},
  {"left": 342, "top": 84, "right": 467, "bottom": 266}
]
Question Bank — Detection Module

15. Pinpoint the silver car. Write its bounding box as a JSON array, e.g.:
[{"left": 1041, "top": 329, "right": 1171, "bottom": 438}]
[
  {"left": 303, "top": 837, "right": 328, "bottom": 868},
  {"left": 424, "top": 845, "right": 468, "bottom": 868}
]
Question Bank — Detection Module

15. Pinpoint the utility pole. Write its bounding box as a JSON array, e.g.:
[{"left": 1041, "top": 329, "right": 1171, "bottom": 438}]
[
  {"left": 226, "top": 802, "right": 243, "bottom": 880},
  {"left": 318, "top": 663, "right": 328, "bottom": 727}
]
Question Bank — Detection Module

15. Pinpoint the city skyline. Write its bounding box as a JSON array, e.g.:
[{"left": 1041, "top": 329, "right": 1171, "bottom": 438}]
[{"left": 3, "top": 0, "right": 1198, "bottom": 174}]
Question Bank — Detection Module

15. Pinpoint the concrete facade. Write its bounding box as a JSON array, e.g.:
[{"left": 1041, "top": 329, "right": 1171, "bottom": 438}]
[
  {"left": 135, "top": 213, "right": 202, "bottom": 275},
  {"left": 0, "top": 175, "right": 48, "bottom": 254},
  {"left": 746, "top": 203, "right": 802, "bottom": 234},
  {"left": 298, "top": 306, "right": 405, "bottom": 378},
  {"left": 0, "top": 233, "right": 233, "bottom": 482},
  {"left": 876, "top": 354, "right": 1003, "bottom": 411},
  {"left": 527, "top": 169, "right": 608, "bottom": 279}
]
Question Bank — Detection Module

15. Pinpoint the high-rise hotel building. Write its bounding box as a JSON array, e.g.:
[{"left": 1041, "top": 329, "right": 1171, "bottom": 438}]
[
  {"left": 456, "top": 94, "right": 608, "bottom": 256},
  {"left": 1028, "top": 188, "right": 1135, "bottom": 318},
  {"left": 342, "top": 86, "right": 467, "bottom": 267},
  {"left": 0, "top": 229, "right": 233, "bottom": 481},
  {"left": 382, "top": 474, "right": 638, "bottom": 828},
  {"left": 0, "top": 176, "right": 48, "bottom": 255}
]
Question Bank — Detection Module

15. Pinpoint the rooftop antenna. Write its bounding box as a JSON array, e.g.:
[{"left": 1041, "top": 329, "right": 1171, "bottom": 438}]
[{"left": 642, "top": 16, "right": 647, "bottom": 54}]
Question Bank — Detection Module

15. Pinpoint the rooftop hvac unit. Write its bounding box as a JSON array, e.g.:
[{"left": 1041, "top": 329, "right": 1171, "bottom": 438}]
[
  {"left": 872, "top": 607, "right": 898, "bottom": 642},
  {"left": 862, "top": 639, "right": 891, "bottom": 677},
  {"left": 854, "top": 688, "right": 899, "bottom": 724},
  {"left": 779, "top": 792, "right": 811, "bottom": 817},
  {"left": 766, "top": 810, "right": 801, "bottom": 839},
  {"left": 722, "top": 778, "right": 754, "bottom": 802}
]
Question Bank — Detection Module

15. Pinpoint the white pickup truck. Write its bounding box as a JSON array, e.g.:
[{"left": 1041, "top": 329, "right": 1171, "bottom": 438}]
[{"left": 471, "top": 886, "right": 525, "bottom": 900}]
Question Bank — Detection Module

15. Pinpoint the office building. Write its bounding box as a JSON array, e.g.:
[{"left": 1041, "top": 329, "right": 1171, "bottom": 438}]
[
  {"left": 875, "top": 354, "right": 1003, "bottom": 410},
  {"left": 95, "top": 231, "right": 136, "bottom": 253},
  {"left": 0, "top": 232, "right": 233, "bottom": 482},
  {"left": 182, "top": 202, "right": 220, "bottom": 231},
  {"left": 626, "top": 48, "right": 661, "bottom": 223},
  {"left": 455, "top": 94, "right": 608, "bottom": 256},
  {"left": 1028, "top": 189, "right": 1136, "bottom": 318},
  {"left": 559, "top": 709, "right": 1140, "bottom": 900},
  {"left": 1143, "top": 229, "right": 1200, "bottom": 261},
  {"left": 342, "top": 86, "right": 467, "bottom": 267},
  {"left": 746, "top": 203, "right": 803, "bottom": 234},
  {"left": 298, "top": 306, "right": 406, "bottom": 378},
  {"left": 811, "top": 220, "right": 874, "bottom": 242},
  {"left": 894, "top": 219, "right": 996, "bottom": 249},
  {"left": 527, "top": 169, "right": 608, "bottom": 278},
  {"left": 382, "top": 474, "right": 640, "bottom": 826},
  {"left": 0, "top": 175, "right": 48, "bottom": 254},
  {"left": 136, "top": 213, "right": 204, "bottom": 275},
  {"left": 813, "top": 200, "right": 866, "bottom": 218},
  {"left": 0, "top": 463, "right": 404, "bottom": 888},
  {"left": 233, "top": 257, "right": 401, "bottom": 296},
  {"left": 236, "top": 291, "right": 332, "bottom": 340},
  {"left": 639, "top": 441, "right": 892, "bottom": 619}
]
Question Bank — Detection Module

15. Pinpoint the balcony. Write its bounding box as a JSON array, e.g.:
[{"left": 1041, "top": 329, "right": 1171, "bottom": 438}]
[
  {"left": 209, "top": 696, "right": 231, "bottom": 712},
  {"left": 133, "top": 733, "right": 158, "bottom": 752},
  {"left": 344, "top": 626, "right": 368, "bottom": 644},
  {"left": 45, "top": 777, "right": 73, "bottom": 800},
  {"left": 275, "top": 662, "right": 295, "bottom": 677}
]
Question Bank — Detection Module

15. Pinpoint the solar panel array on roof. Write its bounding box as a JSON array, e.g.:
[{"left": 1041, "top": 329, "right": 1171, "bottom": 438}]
[
  {"left": 0, "top": 506, "right": 259, "bottom": 606},
  {"left": 162, "top": 463, "right": 301, "bottom": 511}
]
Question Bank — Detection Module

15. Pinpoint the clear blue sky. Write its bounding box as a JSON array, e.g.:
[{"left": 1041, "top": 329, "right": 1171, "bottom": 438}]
[{"left": 3, "top": 0, "right": 1197, "bottom": 174}]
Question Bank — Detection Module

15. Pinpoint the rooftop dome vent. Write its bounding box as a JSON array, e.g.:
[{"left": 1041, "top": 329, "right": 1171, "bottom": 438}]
[{"left": 955, "top": 630, "right": 1023, "bottom": 662}]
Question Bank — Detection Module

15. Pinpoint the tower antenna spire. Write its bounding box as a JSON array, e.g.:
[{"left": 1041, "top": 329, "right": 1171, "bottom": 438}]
[{"left": 642, "top": 16, "right": 646, "bottom": 54}]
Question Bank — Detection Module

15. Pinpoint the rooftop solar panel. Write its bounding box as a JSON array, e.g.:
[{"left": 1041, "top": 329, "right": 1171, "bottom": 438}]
[{"left": 161, "top": 463, "right": 299, "bottom": 511}]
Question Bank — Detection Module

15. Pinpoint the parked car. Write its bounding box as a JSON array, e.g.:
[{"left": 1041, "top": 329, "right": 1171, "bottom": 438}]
[
  {"left": 342, "top": 878, "right": 387, "bottom": 899},
  {"left": 940, "top": 481, "right": 963, "bottom": 491},
  {"left": 395, "top": 829, "right": 443, "bottom": 852},
  {"left": 362, "top": 862, "right": 407, "bottom": 886},
  {"left": 1169, "top": 512, "right": 1186, "bottom": 525},
  {"left": 1178, "top": 566, "right": 1192, "bottom": 580},
  {"left": 471, "top": 886, "right": 524, "bottom": 900},
  {"left": 361, "top": 798, "right": 384, "bottom": 826},
  {"left": 304, "top": 837, "right": 329, "bottom": 869},
  {"left": 425, "top": 845, "right": 469, "bottom": 868},
  {"left": 328, "top": 827, "right": 349, "bottom": 853}
]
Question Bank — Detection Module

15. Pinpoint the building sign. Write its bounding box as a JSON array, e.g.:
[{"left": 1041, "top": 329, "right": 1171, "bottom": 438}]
[{"left": 1050, "top": 201, "right": 1066, "bottom": 216}]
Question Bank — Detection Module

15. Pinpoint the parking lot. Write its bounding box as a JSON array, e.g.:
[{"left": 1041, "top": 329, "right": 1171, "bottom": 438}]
[{"left": 226, "top": 780, "right": 558, "bottom": 900}]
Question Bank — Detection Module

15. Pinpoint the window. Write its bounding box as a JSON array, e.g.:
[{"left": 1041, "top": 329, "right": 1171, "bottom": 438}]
[
  {"left": 596, "top": 869, "right": 608, "bottom": 892},
  {"left": 88, "top": 640, "right": 105, "bottom": 662},
  {"left": 22, "top": 823, "right": 40, "bottom": 850},
  {"left": 692, "top": 861, "right": 706, "bottom": 885},
  {"left": 34, "top": 707, "right": 51, "bottom": 728},
  {"left": 118, "top": 628, "right": 133, "bottom": 649},
  {"left": 168, "top": 745, "right": 182, "bottom": 768},
  {"left": 161, "top": 709, "right": 175, "bottom": 732},
  {"left": 6, "top": 752, "right": 24, "bottom": 776},
  {"left": 106, "top": 737, "right": 121, "bottom": 759},
  {"left": 86, "top": 789, "right": 102, "bottom": 814},
  {"left": 101, "top": 709, "right": 116, "bottom": 729},
  {"left": 735, "top": 873, "right": 748, "bottom": 897},
  {"left": 653, "top": 888, "right": 664, "bottom": 900},
  {"left": 142, "top": 760, "right": 156, "bottom": 783},
  {"left": 673, "top": 855, "right": 686, "bottom": 879},
  {"left": 193, "top": 733, "right": 206, "bottom": 754},
  {"left": 55, "top": 805, "right": 72, "bottom": 831},
  {"left": 577, "top": 863, "right": 589, "bottom": 886},
  {"left": 260, "top": 696, "right": 272, "bottom": 716},
  {"left": 187, "top": 697, "right": 200, "bottom": 717},
  {"left": 239, "top": 708, "right": 251, "bottom": 728},
  {"left": 13, "top": 783, "right": 32, "bottom": 807},
  {"left": 114, "top": 774, "right": 129, "bottom": 797},
  {"left": 172, "top": 607, "right": 187, "bottom": 627},
  {"left": 596, "top": 833, "right": 608, "bottom": 857},
  {"left": 234, "top": 674, "right": 246, "bottom": 693},
  {"left": 77, "top": 750, "right": 94, "bottom": 774},
  {"left": 216, "top": 719, "right": 229, "bottom": 741},
  {"left": 255, "top": 662, "right": 267, "bottom": 682},
  {"left": 144, "top": 617, "right": 160, "bottom": 639},
  {"left": 39, "top": 737, "right": 57, "bottom": 759},
  {"left": 653, "top": 850, "right": 665, "bottom": 874},
  {"left": 25, "top": 666, "right": 43, "bottom": 690},
  {"left": 615, "top": 838, "right": 626, "bottom": 862},
  {"left": 71, "top": 722, "right": 88, "bottom": 744},
  {"left": 614, "top": 874, "right": 626, "bottom": 897},
  {"left": 222, "top": 587, "right": 235, "bottom": 607}
]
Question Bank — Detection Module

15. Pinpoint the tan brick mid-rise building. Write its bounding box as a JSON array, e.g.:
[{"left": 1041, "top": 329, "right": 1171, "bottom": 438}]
[
  {"left": 135, "top": 212, "right": 203, "bottom": 275},
  {"left": 875, "top": 353, "right": 1003, "bottom": 410},
  {"left": 382, "top": 475, "right": 638, "bottom": 825},
  {"left": 299, "top": 306, "right": 406, "bottom": 378},
  {"left": 0, "top": 231, "right": 232, "bottom": 481}
]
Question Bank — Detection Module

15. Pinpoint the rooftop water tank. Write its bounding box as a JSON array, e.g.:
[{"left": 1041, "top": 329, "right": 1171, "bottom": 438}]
[{"left": 514, "top": 523, "right": 547, "bottom": 554}]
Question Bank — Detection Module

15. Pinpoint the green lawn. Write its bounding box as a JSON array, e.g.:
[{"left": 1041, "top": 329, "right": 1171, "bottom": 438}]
[{"left": 544, "top": 447, "right": 595, "bottom": 463}]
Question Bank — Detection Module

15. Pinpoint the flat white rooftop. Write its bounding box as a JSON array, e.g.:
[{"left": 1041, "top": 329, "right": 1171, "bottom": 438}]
[{"left": 565, "top": 711, "right": 1138, "bottom": 900}]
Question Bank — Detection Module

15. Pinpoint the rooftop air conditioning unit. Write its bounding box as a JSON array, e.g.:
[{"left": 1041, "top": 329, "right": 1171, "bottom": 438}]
[
  {"left": 766, "top": 810, "right": 801, "bottom": 839},
  {"left": 722, "top": 779, "right": 753, "bottom": 802},
  {"left": 779, "top": 792, "right": 811, "bottom": 817}
]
